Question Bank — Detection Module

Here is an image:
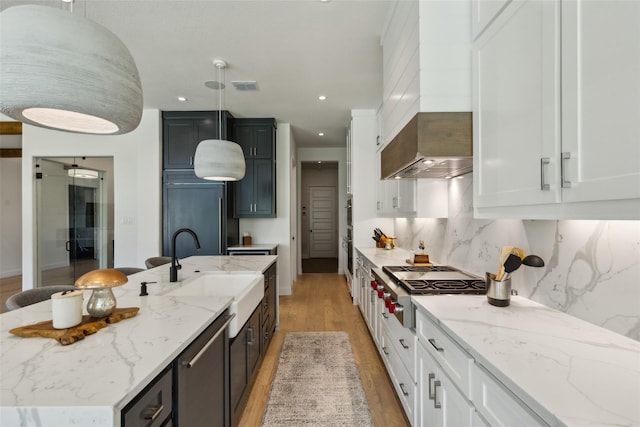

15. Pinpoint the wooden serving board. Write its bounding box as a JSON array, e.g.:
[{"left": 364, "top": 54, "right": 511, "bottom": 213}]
[
  {"left": 405, "top": 259, "right": 433, "bottom": 267},
  {"left": 9, "top": 307, "right": 139, "bottom": 346}
]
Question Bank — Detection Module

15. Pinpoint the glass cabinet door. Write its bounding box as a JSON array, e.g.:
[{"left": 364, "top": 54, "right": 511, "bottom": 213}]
[{"left": 35, "top": 157, "right": 112, "bottom": 287}]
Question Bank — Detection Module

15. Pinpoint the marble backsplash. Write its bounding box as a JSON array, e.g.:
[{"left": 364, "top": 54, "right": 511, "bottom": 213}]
[{"left": 393, "top": 174, "right": 640, "bottom": 341}]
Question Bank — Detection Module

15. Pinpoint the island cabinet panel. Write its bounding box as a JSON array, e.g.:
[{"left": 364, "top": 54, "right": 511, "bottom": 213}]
[
  {"left": 233, "top": 118, "right": 276, "bottom": 218},
  {"left": 173, "top": 311, "right": 231, "bottom": 427},
  {"left": 261, "top": 263, "right": 277, "bottom": 350},
  {"left": 229, "top": 306, "right": 262, "bottom": 427},
  {"left": 162, "top": 171, "right": 226, "bottom": 256},
  {"left": 162, "top": 111, "right": 233, "bottom": 170}
]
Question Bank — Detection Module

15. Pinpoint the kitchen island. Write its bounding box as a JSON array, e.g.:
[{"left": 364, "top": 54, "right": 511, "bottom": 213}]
[{"left": 0, "top": 255, "right": 276, "bottom": 427}]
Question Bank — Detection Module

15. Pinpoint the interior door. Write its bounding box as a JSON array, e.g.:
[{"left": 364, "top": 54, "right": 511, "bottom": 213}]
[
  {"left": 36, "top": 158, "right": 110, "bottom": 287},
  {"left": 308, "top": 186, "right": 337, "bottom": 258}
]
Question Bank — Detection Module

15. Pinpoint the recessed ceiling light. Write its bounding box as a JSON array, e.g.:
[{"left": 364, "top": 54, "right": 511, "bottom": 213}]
[
  {"left": 423, "top": 159, "right": 435, "bottom": 165},
  {"left": 318, "top": 95, "right": 327, "bottom": 101},
  {"left": 177, "top": 96, "right": 187, "bottom": 102},
  {"left": 318, "top": 132, "right": 325, "bottom": 136}
]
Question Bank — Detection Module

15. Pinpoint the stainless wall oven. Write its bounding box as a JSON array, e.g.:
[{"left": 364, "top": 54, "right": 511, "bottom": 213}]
[{"left": 346, "top": 197, "right": 353, "bottom": 276}]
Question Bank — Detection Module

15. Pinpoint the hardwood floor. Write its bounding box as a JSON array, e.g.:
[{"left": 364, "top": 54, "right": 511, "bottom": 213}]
[{"left": 238, "top": 273, "right": 410, "bottom": 427}]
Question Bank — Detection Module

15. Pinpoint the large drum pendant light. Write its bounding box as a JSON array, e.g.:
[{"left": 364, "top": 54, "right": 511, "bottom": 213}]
[
  {"left": 194, "top": 60, "right": 246, "bottom": 181},
  {"left": 0, "top": 4, "right": 143, "bottom": 135}
]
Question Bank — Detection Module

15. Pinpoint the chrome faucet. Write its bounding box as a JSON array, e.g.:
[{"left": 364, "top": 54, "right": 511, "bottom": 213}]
[{"left": 170, "top": 228, "right": 201, "bottom": 282}]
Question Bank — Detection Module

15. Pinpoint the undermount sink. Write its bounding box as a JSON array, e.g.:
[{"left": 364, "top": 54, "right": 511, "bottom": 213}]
[{"left": 166, "top": 272, "right": 264, "bottom": 338}]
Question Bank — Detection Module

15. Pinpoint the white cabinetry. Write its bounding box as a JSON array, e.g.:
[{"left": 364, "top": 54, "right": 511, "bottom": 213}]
[
  {"left": 473, "top": 0, "right": 640, "bottom": 219},
  {"left": 470, "top": 364, "right": 545, "bottom": 426},
  {"left": 415, "top": 308, "right": 546, "bottom": 427},
  {"left": 418, "top": 342, "right": 480, "bottom": 427},
  {"left": 380, "top": 320, "right": 417, "bottom": 425},
  {"left": 377, "top": 178, "right": 417, "bottom": 217}
]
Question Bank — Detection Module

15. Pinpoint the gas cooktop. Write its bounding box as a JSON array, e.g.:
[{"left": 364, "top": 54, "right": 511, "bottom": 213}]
[{"left": 382, "top": 265, "right": 486, "bottom": 295}]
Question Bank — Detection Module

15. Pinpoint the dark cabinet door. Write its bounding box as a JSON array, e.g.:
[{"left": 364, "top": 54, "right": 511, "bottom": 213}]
[
  {"left": 253, "top": 126, "right": 274, "bottom": 158},
  {"left": 164, "top": 119, "right": 196, "bottom": 169},
  {"left": 229, "top": 307, "right": 263, "bottom": 427},
  {"left": 246, "top": 308, "right": 261, "bottom": 380},
  {"left": 174, "top": 312, "right": 231, "bottom": 427},
  {"left": 163, "top": 111, "right": 233, "bottom": 170},
  {"left": 233, "top": 160, "right": 255, "bottom": 217},
  {"left": 254, "top": 158, "right": 275, "bottom": 216},
  {"left": 163, "top": 172, "right": 224, "bottom": 256},
  {"left": 232, "top": 119, "right": 276, "bottom": 218}
]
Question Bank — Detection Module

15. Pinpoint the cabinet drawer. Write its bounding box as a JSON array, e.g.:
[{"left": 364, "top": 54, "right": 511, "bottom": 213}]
[
  {"left": 470, "top": 363, "right": 547, "bottom": 426},
  {"left": 416, "top": 310, "right": 472, "bottom": 398},
  {"left": 381, "top": 309, "right": 416, "bottom": 379},
  {"left": 381, "top": 323, "right": 416, "bottom": 424},
  {"left": 122, "top": 366, "right": 173, "bottom": 427}
]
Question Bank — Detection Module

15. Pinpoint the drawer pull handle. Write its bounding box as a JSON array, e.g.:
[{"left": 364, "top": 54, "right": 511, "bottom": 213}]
[
  {"left": 434, "top": 380, "right": 442, "bottom": 408},
  {"left": 428, "top": 338, "right": 444, "bottom": 352},
  {"left": 540, "top": 157, "right": 551, "bottom": 191},
  {"left": 561, "top": 152, "right": 572, "bottom": 188},
  {"left": 428, "top": 373, "right": 436, "bottom": 400},
  {"left": 399, "top": 338, "right": 409, "bottom": 349},
  {"left": 399, "top": 382, "right": 410, "bottom": 396},
  {"left": 183, "top": 313, "right": 235, "bottom": 368},
  {"left": 143, "top": 404, "right": 164, "bottom": 421},
  {"left": 382, "top": 312, "right": 389, "bottom": 319},
  {"left": 382, "top": 346, "right": 390, "bottom": 356}
]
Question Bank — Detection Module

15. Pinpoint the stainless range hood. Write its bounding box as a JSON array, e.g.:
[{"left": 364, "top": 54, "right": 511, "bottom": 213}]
[{"left": 380, "top": 112, "right": 472, "bottom": 179}]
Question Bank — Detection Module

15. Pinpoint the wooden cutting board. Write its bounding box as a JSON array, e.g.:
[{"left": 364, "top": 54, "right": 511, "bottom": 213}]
[
  {"left": 405, "top": 259, "right": 433, "bottom": 267},
  {"left": 9, "top": 307, "right": 139, "bottom": 346}
]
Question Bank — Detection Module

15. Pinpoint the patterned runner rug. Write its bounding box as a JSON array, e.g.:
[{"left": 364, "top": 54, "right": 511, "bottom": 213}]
[{"left": 261, "top": 331, "right": 373, "bottom": 426}]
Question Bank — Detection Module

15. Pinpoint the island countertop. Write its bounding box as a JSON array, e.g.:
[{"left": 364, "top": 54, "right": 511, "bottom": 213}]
[
  {"left": 0, "top": 255, "right": 277, "bottom": 427},
  {"left": 412, "top": 295, "right": 640, "bottom": 426}
]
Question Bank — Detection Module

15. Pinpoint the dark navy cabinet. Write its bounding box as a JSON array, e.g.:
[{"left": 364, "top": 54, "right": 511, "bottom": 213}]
[
  {"left": 233, "top": 119, "right": 276, "bottom": 218},
  {"left": 162, "top": 111, "right": 233, "bottom": 170}
]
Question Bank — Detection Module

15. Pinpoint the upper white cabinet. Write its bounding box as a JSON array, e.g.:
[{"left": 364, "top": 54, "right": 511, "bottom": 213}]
[
  {"left": 560, "top": 0, "right": 640, "bottom": 207},
  {"left": 473, "top": 0, "right": 640, "bottom": 220},
  {"left": 377, "top": 176, "right": 417, "bottom": 217}
]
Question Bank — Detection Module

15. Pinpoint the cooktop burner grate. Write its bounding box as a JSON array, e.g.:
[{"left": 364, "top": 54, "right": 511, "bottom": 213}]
[
  {"left": 405, "top": 279, "right": 486, "bottom": 294},
  {"left": 382, "top": 265, "right": 486, "bottom": 295},
  {"left": 384, "top": 265, "right": 456, "bottom": 273}
]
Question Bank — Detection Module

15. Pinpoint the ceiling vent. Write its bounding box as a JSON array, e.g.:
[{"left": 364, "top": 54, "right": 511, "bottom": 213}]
[{"left": 231, "top": 81, "right": 258, "bottom": 91}]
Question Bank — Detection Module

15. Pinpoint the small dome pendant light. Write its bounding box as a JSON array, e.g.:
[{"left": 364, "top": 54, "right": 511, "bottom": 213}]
[
  {"left": 0, "top": 3, "right": 143, "bottom": 135},
  {"left": 194, "top": 60, "right": 246, "bottom": 181}
]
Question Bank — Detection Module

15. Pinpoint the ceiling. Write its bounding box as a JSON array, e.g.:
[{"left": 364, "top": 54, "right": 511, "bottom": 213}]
[{"left": 0, "top": 0, "right": 392, "bottom": 148}]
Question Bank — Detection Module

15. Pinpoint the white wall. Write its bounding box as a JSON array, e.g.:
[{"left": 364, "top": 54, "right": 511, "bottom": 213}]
[
  {"left": 239, "top": 123, "right": 294, "bottom": 295},
  {"left": 0, "top": 157, "right": 22, "bottom": 278},
  {"left": 21, "top": 109, "right": 162, "bottom": 289},
  {"left": 393, "top": 174, "right": 640, "bottom": 341}
]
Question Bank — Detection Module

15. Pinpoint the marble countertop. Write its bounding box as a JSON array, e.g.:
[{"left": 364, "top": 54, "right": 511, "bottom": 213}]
[
  {"left": 0, "top": 255, "right": 277, "bottom": 427},
  {"left": 412, "top": 295, "right": 640, "bottom": 427},
  {"left": 227, "top": 243, "right": 278, "bottom": 251}
]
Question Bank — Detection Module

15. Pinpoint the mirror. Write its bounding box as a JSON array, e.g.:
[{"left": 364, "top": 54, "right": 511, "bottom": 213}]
[{"left": 35, "top": 157, "right": 114, "bottom": 287}]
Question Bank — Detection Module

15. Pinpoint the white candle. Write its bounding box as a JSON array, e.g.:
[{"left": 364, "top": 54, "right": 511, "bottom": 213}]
[{"left": 51, "top": 290, "right": 84, "bottom": 329}]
